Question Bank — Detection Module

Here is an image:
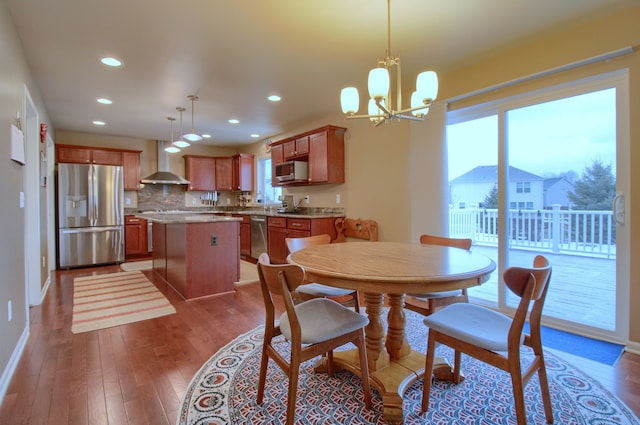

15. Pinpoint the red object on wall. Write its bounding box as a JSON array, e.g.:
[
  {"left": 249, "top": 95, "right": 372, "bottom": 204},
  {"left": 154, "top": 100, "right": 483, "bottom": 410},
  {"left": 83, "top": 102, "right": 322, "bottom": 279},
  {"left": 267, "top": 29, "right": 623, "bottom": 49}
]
[{"left": 40, "top": 123, "right": 47, "bottom": 143}]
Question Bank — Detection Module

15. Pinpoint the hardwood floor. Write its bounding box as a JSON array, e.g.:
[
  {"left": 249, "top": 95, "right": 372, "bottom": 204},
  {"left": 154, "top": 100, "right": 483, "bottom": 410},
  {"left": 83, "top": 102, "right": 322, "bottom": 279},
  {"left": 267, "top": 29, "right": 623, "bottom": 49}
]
[{"left": 1, "top": 264, "right": 639, "bottom": 424}]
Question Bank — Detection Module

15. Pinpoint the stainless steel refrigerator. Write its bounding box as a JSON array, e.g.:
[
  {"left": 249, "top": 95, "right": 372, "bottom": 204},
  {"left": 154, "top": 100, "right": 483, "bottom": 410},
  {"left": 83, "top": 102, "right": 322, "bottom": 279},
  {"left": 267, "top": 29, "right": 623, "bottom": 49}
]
[{"left": 57, "top": 163, "right": 124, "bottom": 268}]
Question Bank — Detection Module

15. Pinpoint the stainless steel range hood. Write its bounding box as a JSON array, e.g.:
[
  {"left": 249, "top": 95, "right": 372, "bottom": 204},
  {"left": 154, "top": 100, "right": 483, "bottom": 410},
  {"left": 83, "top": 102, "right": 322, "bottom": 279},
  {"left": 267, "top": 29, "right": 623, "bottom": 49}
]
[{"left": 140, "top": 141, "right": 190, "bottom": 185}]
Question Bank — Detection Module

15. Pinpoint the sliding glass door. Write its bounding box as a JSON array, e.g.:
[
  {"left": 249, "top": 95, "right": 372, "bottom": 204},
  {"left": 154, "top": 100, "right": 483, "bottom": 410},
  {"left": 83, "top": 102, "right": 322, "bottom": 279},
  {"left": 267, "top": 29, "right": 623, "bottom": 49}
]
[{"left": 446, "top": 71, "right": 629, "bottom": 341}]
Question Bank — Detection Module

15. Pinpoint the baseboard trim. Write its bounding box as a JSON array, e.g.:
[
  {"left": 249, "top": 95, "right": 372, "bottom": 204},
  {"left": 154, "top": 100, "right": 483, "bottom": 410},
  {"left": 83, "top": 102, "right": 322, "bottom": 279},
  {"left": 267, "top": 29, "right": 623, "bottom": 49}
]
[
  {"left": 625, "top": 341, "right": 640, "bottom": 355},
  {"left": 0, "top": 325, "right": 30, "bottom": 405}
]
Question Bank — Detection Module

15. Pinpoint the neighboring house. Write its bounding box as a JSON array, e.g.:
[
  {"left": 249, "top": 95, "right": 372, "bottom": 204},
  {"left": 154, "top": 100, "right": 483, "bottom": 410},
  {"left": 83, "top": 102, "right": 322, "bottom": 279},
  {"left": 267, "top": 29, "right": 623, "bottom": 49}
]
[
  {"left": 543, "top": 177, "right": 575, "bottom": 209},
  {"left": 449, "top": 165, "right": 545, "bottom": 210}
]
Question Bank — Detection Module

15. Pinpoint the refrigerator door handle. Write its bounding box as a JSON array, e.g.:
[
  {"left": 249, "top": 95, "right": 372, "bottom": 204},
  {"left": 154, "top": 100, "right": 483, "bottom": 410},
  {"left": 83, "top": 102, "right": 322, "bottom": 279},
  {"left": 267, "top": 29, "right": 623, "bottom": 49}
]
[
  {"left": 61, "top": 226, "right": 123, "bottom": 234},
  {"left": 92, "top": 165, "right": 99, "bottom": 225},
  {"left": 88, "top": 164, "right": 95, "bottom": 226}
]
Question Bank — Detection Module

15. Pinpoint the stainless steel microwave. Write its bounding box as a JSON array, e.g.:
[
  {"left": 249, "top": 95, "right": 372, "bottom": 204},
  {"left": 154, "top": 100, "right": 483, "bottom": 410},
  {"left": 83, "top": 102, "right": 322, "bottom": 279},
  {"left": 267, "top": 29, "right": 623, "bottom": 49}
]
[{"left": 275, "top": 160, "right": 308, "bottom": 183}]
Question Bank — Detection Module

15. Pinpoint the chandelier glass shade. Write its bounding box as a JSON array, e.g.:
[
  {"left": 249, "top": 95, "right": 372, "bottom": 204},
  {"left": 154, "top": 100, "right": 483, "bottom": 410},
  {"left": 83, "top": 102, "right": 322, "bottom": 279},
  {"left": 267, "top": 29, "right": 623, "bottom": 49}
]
[
  {"left": 183, "top": 95, "right": 202, "bottom": 142},
  {"left": 173, "top": 107, "right": 190, "bottom": 148},
  {"left": 164, "top": 116, "right": 180, "bottom": 153},
  {"left": 340, "top": 0, "right": 438, "bottom": 126}
]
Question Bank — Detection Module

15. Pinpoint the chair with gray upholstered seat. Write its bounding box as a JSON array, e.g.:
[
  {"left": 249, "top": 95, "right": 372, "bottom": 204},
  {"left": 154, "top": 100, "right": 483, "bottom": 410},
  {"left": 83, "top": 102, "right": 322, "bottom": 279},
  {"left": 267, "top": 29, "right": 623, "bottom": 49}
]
[
  {"left": 256, "top": 253, "right": 371, "bottom": 425},
  {"left": 404, "top": 234, "right": 473, "bottom": 316},
  {"left": 421, "top": 255, "right": 553, "bottom": 425},
  {"left": 286, "top": 234, "right": 360, "bottom": 312}
]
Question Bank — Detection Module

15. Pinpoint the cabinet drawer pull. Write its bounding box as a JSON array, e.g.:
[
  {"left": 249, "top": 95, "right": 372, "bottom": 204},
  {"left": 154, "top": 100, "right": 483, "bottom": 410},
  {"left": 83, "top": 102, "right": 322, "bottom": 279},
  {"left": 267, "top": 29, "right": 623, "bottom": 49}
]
[{"left": 291, "top": 223, "right": 302, "bottom": 227}]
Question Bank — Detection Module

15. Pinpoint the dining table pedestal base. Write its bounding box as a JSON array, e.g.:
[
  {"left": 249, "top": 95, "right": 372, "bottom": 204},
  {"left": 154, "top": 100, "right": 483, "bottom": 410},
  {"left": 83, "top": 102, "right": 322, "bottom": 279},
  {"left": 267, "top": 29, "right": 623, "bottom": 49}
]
[{"left": 315, "top": 348, "right": 455, "bottom": 425}]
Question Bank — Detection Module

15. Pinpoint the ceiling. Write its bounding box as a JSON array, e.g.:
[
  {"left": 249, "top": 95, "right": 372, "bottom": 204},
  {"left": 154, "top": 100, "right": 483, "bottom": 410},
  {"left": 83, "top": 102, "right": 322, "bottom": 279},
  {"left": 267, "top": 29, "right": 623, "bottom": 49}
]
[{"left": 5, "top": 0, "right": 637, "bottom": 147}]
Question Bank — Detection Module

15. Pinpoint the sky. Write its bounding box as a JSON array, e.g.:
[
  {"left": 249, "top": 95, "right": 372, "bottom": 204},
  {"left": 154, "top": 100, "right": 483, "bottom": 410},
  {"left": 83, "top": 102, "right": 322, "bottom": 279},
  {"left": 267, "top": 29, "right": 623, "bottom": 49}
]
[{"left": 447, "top": 88, "right": 617, "bottom": 182}]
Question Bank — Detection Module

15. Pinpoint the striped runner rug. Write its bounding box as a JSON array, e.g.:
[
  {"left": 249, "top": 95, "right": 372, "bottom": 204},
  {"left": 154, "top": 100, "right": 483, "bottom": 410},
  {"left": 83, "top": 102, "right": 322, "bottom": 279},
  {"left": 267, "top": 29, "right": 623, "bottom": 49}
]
[{"left": 71, "top": 270, "right": 176, "bottom": 334}]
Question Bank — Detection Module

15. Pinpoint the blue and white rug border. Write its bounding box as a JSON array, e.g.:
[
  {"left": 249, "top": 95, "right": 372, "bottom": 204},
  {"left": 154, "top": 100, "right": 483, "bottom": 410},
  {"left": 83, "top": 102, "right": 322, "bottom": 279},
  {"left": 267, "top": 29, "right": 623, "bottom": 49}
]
[{"left": 178, "top": 323, "right": 639, "bottom": 425}]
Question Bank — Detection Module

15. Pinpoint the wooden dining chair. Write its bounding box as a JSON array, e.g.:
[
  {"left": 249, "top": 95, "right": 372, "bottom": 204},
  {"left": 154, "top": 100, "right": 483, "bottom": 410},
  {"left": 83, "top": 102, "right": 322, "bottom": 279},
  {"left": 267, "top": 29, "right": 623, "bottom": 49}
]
[
  {"left": 421, "top": 255, "right": 553, "bottom": 425},
  {"left": 256, "top": 253, "right": 372, "bottom": 425},
  {"left": 334, "top": 217, "right": 379, "bottom": 243},
  {"left": 286, "top": 234, "right": 360, "bottom": 312},
  {"left": 404, "top": 234, "right": 473, "bottom": 316}
]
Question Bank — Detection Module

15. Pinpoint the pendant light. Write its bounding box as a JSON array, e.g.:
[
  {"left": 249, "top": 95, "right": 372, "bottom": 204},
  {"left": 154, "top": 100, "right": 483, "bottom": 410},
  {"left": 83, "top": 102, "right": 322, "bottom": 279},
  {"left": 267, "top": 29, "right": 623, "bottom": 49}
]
[
  {"left": 173, "top": 107, "right": 190, "bottom": 148},
  {"left": 183, "top": 95, "right": 202, "bottom": 142},
  {"left": 164, "top": 117, "right": 180, "bottom": 153}
]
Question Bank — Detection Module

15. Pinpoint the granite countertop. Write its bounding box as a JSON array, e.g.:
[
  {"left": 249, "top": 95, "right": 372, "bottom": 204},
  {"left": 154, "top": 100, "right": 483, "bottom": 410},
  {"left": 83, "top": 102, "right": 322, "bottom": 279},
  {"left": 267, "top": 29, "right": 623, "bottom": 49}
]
[
  {"left": 135, "top": 212, "right": 243, "bottom": 224},
  {"left": 128, "top": 208, "right": 344, "bottom": 220}
]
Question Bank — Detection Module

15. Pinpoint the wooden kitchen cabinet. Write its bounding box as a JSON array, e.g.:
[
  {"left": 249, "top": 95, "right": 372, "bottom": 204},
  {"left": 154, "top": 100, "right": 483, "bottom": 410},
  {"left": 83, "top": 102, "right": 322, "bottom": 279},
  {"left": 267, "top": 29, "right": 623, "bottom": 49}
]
[
  {"left": 185, "top": 154, "right": 254, "bottom": 192},
  {"left": 56, "top": 144, "right": 123, "bottom": 165},
  {"left": 270, "top": 144, "right": 284, "bottom": 186},
  {"left": 215, "top": 156, "right": 234, "bottom": 191},
  {"left": 125, "top": 215, "right": 149, "bottom": 259},
  {"left": 283, "top": 136, "right": 309, "bottom": 160},
  {"left": 269, "top": 125, "right": 345, "bottom": 186},
  {"left": 267, "top": 216, "right": 338, "bottom": 264},
  {"left": 123, "top": 150, "right": 142, "bottom": 190},
  {"left": 184, "top": 155, "right": 216, "bottom": 191},
  {"left": 233, "top": 153, "right": 254, "bottom": 191},
  {"left": 234, "top": 214, "right": 252, "bottom": 257},
  {"left": 308, "top": 127, "right": 345, "bottom": 184}
]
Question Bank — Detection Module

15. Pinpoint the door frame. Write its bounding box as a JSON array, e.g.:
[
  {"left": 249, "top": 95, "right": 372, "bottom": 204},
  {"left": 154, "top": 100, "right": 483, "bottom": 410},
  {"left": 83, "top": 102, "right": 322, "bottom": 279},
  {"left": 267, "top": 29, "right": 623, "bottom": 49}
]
[{"left": 447, "top": 69, "right": 630, "bottom": 343}]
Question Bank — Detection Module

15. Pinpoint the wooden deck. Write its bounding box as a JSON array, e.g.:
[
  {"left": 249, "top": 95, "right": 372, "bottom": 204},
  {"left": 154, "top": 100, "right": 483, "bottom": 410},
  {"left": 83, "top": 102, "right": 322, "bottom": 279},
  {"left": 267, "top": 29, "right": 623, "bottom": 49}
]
[{"left": 468, "top": 245, "right": 616, "bottom": 332}]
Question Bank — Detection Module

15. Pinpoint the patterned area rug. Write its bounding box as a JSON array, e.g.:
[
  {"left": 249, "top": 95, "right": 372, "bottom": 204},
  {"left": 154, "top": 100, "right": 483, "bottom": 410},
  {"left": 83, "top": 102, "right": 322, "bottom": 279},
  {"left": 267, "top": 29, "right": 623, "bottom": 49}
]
[
  {"left": 72, "top": 270, "right": 175, "bottom": 334},
  {"left": 177, "top": 309, "right": 640, "bottom": 424}
]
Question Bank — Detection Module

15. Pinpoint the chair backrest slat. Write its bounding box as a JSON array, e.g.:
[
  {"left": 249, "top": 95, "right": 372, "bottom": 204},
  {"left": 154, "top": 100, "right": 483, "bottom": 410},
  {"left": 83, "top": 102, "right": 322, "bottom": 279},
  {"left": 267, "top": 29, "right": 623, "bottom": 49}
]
[
  {"left": 503, "top": 255, "right": 551, "bottom": 301},
  {"left": 419, "top": 234, "right": 472, "bottom": 250},
  {"left": 286, "top": 234, "right": 331, "bottom": 253}
]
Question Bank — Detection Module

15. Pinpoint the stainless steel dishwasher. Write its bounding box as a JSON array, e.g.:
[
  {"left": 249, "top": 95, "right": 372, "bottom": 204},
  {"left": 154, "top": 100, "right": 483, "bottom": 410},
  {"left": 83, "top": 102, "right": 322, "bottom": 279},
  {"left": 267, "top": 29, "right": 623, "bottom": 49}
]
[{"left": 250, "top": 215, "right": 268, "bottom": 258}]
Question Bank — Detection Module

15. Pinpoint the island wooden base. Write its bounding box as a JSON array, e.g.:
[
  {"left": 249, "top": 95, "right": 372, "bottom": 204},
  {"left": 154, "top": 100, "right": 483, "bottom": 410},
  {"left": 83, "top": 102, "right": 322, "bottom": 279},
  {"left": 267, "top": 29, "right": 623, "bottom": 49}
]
[{"left": 315, "top": 349, "right": 458, "bottom": 424}]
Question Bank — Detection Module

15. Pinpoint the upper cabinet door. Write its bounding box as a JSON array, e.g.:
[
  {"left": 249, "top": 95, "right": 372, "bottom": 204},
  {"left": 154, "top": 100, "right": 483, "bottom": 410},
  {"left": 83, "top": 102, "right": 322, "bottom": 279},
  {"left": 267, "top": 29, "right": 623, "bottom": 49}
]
[
  {"left": 215, "top": 157, "right": 234, "bottom": 191},
  {"left": 184, "top": 155, "right": 216, "bottom": 191},
  {"left": 233, "top": 153, "right": 254, "bottom": 191},
  {"left": 123, "top": 151, "right": 141, "bottom": 190}
]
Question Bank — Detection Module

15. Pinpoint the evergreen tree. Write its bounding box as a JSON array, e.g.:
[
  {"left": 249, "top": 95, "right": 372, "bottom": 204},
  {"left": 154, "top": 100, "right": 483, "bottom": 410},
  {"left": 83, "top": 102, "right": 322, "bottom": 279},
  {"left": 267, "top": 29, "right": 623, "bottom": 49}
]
[
  {"left": 568, "top": 159, "right": 616, "bottom": 211},
  {"left": 482, "top": 184, "right": 498, "bottom": 209}
]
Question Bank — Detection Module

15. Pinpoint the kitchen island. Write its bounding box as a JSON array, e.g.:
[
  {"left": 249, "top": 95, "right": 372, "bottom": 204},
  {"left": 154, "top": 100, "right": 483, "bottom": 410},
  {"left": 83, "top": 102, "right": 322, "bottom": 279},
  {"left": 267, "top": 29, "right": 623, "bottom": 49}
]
[{"left": 137, "top": 213, "right": 242, "bottom": 300}]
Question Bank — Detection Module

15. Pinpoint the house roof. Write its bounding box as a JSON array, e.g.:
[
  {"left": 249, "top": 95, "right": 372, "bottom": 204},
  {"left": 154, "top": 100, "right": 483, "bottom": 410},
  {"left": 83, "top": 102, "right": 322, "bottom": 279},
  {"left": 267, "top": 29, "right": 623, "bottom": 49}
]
[
  {"left": 543, "top": 176, "right": 574, "bottom": 190},
  {"left": 451, "top": 165, "right": 543, "bottom": 184}
]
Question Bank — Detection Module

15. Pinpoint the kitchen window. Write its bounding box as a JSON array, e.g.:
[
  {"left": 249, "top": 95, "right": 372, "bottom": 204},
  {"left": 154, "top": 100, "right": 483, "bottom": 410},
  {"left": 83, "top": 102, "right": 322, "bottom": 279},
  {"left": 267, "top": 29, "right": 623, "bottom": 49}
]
[{"left": 256, "top": 157, "right": 281, "bottom": 203}]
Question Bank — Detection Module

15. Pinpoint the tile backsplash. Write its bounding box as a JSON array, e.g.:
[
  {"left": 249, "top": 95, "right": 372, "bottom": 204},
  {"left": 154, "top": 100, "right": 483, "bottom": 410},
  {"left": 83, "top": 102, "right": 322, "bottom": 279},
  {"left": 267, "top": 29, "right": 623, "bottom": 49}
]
[{"left": 136, "top": 184, "right": 187, "bottom": 211}]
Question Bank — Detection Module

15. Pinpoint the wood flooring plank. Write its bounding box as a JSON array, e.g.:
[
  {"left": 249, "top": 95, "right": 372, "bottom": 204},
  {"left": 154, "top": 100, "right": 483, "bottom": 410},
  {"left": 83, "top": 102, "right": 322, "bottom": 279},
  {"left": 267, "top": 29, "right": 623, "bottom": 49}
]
[
  {"left": 47, "top": 368, "right": 71, "bottom": 425},
  {"left": 1, "top": 264, "right": 638, "bottom": 425}
]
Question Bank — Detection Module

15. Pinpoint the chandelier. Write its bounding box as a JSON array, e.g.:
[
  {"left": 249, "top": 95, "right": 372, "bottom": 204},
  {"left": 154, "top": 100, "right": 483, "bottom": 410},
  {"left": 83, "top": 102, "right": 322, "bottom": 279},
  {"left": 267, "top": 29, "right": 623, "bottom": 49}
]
[
  {"left": 340, "top": 0, "right": 438, "bottom": 126},
  {"left": 183, "top": 95, "right": 202, "bottom": 142}
]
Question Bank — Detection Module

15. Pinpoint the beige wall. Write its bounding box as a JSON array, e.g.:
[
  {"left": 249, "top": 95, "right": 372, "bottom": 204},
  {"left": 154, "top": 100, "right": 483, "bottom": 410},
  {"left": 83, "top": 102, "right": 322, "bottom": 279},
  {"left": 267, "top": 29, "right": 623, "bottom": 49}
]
[{"left": 0, "top": 0, "right": 52, "bottom": 390}]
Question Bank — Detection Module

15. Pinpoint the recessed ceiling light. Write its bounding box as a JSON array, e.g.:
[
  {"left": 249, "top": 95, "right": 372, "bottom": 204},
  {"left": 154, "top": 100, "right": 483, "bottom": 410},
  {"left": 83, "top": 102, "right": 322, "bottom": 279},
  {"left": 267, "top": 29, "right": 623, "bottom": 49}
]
[
  {"left": 228, "top": 119, "right": 240, "bottom": 124},
  {"left": 202, "top": 134, "right": 212, "bottom": 138},
  {"left": 100, "top": 57, "right": 122, "bottom": 67},
  {"left": 251, "top": 134, "right": 260, "bottom": 138},
  {"left": 92, "top": 120, "right": 106, "bottom": 126},
  {"left": 268, "top": 95, "right": 281, "bottom": 102},
  {"left": 97, "top": 98, "right": 112, "bottom": 105}
]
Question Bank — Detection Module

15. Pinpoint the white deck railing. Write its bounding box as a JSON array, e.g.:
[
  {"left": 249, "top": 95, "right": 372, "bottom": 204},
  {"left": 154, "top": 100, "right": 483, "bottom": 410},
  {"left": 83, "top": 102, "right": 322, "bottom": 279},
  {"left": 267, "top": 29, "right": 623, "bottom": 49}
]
[{"left": 450, "top": 205, "right": 616, "bottom": 259}]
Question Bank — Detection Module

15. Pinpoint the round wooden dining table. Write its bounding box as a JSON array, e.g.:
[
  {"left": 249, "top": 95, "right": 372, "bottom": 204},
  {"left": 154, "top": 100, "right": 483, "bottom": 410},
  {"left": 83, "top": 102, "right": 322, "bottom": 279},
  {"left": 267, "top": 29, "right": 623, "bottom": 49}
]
[{"left": 288, "top": 241, "right": 496, "bottom": 425}]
